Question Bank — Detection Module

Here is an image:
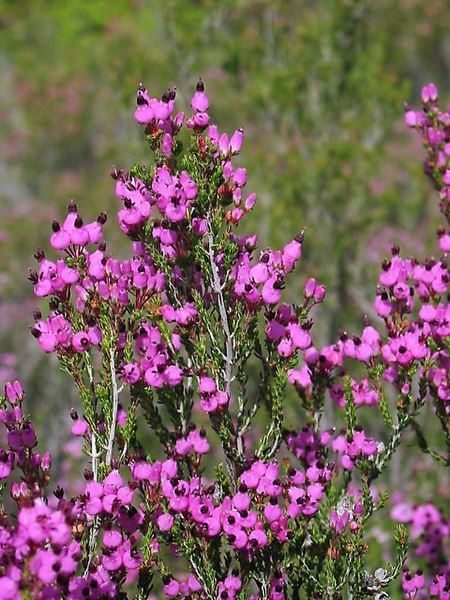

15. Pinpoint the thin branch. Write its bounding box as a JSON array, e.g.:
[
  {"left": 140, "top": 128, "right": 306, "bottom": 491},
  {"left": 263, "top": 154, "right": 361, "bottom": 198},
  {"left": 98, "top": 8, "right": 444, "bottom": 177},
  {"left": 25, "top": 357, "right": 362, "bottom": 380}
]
[
  {"left": 106, "top": 348, "right": 119, "bottom": 467},
  {"left": 84, "top": 358, "right": 100, "bottom": 577},
  {"left": 207, "top": 225, "right": 234, "bottom": 396},
  {"left": 86, "top": 359, "right": 98, "bottom": 481}
]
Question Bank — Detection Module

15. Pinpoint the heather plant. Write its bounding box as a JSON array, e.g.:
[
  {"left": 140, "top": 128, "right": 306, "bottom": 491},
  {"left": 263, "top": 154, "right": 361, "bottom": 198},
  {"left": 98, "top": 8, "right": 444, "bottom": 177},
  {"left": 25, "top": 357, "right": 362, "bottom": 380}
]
[
  {"left": 2, "top": 0, "right": 449, "bottom": 454},
  {"left": 0, "top": 81, "right": 448, "bottom": 599}
]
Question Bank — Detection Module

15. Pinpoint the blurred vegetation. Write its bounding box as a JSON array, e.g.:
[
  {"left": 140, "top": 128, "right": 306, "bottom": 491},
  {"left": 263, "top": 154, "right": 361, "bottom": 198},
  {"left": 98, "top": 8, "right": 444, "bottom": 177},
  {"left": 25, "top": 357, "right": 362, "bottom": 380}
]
[{"left": 0, "top": 2, "right": 449, "bottom": 577}]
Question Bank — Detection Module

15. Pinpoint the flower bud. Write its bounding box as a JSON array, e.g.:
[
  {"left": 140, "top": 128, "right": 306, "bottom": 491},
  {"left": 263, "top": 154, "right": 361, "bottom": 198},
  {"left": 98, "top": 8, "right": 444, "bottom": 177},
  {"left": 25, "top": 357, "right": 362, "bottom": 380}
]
[{"left": 5, "top": 381, "right": 24, "bottom": 405}]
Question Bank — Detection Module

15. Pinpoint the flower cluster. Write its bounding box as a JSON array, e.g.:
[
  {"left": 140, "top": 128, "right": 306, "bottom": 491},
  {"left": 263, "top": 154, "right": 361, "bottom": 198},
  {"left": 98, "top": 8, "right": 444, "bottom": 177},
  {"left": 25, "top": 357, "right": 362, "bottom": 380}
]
[
  {"left": 393, "top": 498, "right": 450, "bottom": 599},
  {"left": 131, "top": 448, "right": 331, "bottom": 558},
  {"left": 331, "top": 429, "right": 380, "bottom": 471},
  {"left": 0, "top": 385, "right": 86, "bottom": 599},
  {"left": 233, "top": 237, "right": 303, "bottom": 306}
]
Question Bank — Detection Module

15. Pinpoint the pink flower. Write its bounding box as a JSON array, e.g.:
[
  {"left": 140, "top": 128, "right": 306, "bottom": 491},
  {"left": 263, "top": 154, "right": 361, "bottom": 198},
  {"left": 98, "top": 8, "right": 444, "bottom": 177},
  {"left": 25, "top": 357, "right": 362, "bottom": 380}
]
[
  {"left": 4, "top": 380, "right": 23, "bottom": 404},
  {"left": 71, "top": 419, "right": 88, "bottom": 436},
  {"left": 288, "top": 365, "right": 312, "bottom": 388},
  {"left": 199, "top": 377, "right": 216, "bottom": 394},
  {"left": 262, "top": 277, "right": 282, "bottom": 305},
  {"left": 282, "top": 238, "right": 302, "bottom": 271},
  {"left": 157, "top": 513, "right": 174, "bottom": 532},
  {"left": 0, "top": 450, "right": 14, "bottom": 478},
  {"left": 164, "top": 578, "right": 181, "bottom": 597},
  {"left": 0, "top": 577, "right": 18, "bottom": 599},
  {"left": 164, "top": 365, "right": 183, "bottom": 386},
  {"left": 421, "top": 82, "right": 438, "bottom": 103},
  {"left": 190, "top": 84, "right": 209, "bottom": 113},
  {"left": 72, "top": 331, "right": 91, "bottom": 352},
  {"left": 229, "top": 129, "right": 244, "bottom": 154}
]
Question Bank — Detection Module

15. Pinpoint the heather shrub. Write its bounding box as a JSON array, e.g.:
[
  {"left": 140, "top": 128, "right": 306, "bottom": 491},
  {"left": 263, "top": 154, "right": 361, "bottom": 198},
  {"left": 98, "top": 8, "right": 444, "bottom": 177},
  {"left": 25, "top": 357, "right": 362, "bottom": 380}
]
[
  {"left": 2, "top": 1, "right": 448, "bottom": 447},
  {"left": 0, "top": 81, "right": 448, "bottom": 599}
]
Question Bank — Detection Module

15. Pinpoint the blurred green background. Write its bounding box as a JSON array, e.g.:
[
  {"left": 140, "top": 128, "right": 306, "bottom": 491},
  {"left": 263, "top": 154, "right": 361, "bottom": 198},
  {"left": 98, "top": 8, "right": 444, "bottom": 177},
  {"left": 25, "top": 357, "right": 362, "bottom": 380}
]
[{"left": 0, "top": 0, "right": 449, "bottom": 512}]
